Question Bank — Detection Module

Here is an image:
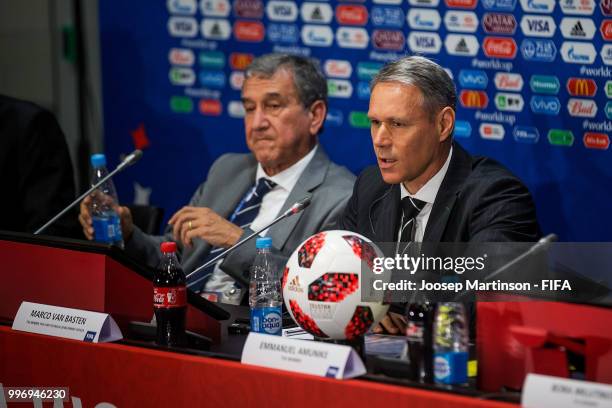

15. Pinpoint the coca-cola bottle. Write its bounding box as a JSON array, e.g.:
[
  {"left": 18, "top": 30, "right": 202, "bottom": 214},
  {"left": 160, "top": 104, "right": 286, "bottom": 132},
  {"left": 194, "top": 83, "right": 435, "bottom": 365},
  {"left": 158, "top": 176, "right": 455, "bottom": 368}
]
[
  {"left": 405, "top": 302, "right": 435, "bottom": 383},
  {"left": 153, "top": 242, "right": 186, "bottom": 346}
]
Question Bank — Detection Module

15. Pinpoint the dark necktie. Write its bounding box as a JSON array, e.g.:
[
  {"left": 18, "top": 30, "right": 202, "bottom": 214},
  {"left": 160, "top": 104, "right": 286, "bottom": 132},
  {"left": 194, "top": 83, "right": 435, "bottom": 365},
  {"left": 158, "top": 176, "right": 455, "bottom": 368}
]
[
  {"left": 399, "top": 196, "right": 427, "bottom": 244},
  {"left": 187, "top": 178, "right": 277, "bottom": 292}
]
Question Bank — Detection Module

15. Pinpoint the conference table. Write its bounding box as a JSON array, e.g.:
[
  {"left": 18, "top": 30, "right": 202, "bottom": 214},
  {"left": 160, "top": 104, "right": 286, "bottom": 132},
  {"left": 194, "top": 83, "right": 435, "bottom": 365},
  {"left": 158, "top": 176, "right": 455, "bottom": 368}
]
[{"left": 0, "top": 323, "right": 518, "bottom": 407}]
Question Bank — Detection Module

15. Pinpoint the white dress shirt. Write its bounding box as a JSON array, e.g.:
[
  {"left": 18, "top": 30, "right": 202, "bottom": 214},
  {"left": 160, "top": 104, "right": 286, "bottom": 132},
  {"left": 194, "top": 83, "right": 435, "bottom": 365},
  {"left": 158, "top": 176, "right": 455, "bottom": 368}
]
[
  {"left": 399, "top": 147, "right": 453, "bottom": 243},
  {"left": 203, "top": 145, "right": 318, "bottom": 301}
]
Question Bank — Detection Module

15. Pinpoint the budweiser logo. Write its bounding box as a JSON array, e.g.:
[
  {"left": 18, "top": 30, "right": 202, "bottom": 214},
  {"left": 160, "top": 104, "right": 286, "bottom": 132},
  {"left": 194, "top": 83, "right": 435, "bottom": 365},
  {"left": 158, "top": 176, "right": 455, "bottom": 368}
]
[{"left": 568, "top": 99, "right": 597, "bottom": 117}]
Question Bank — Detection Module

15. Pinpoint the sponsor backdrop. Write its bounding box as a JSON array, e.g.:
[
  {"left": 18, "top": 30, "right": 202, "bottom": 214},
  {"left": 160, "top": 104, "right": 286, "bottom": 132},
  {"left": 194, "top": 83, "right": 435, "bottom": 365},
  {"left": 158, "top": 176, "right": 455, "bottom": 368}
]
[{"left": 99, "top": 0, "right": 612, "bottom": 241}]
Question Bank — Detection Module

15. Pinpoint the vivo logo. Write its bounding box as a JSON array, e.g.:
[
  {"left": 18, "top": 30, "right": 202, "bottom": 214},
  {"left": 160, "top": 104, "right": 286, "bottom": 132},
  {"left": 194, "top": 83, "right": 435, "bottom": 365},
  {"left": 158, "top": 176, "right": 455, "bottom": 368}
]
[
  {"left": 408, "top": 32, "right": 442, "bottom": 54},
  {"left": 521, "top": 15, "right": 556, "bottom": 37},
  {"left": 530, "top": 95, "right": 560, "bottom": 115},
  {"left": 168, "top": 16, "right": 198, "bottom": 37},
  {"left": 336, "top": 27, "right": 369, "bottom": 49},
  {"left": 201, "top": 19, "right": 231, "bottom": 40},
  {"left": 519, "top": 0, "right": 555, "bottom": 13},
  {"left": 357, "top": 81, "right": 371, "bottom": 100},
  {"left": 407, "top": 9, "right": 441, "bottom": 30},
  {"left": 560, "top": 42, "right": 596, "bottom": 64},
  {"left": 301, "top": 25, "right": 333, "bottom": 47},
  {"left": 494, "top": 73, "right": 524, "bottom": 91},
  {"left": 266, "top": 1, "right": 298, "bottom": 22},
  {"left": 513, "top": 126, "right": 540, "bottom": 143},
  {"left": 371, "top": 7, "right": 404, "bottom": 28},
  {"left": 520, "top": 38, "right": 557, "bottom": 62},
  {"left": 458, "top": 69, "right": 488, "bottom": 89},
  {"left": 444, "top": 11, "right": 478, "bottom": 32},
  {"left": 300, "top": 3, "right": 333, "bottom": 24}
]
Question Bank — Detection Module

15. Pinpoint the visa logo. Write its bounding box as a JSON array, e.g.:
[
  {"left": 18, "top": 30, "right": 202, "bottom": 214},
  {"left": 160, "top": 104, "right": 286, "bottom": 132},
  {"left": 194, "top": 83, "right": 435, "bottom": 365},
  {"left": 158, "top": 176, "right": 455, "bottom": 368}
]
[
  {"left": 530, "top": 95, "right": 560, "bottom": 115},
  {"left": 458, "top": 69, "right": 488, "bottom": 89},
  {"left": 528, "top": 20, "right": 549, "bottom": 31}
]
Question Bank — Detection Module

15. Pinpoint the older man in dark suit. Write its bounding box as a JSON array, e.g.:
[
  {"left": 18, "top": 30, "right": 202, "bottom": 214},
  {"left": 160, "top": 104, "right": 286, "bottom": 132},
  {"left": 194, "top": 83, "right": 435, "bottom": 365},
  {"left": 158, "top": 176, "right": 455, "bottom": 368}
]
[{"left": 338, "top": 56, "right": 540, "bottom": 332}]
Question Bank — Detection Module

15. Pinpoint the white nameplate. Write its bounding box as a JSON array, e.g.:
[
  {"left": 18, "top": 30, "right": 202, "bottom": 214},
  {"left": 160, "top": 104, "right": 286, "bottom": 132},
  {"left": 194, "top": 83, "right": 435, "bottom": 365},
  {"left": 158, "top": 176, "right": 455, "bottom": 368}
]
[
  {"left": 12, "top": 301, "right": 122, "bottom": 343},
  {"left": 522, "top": 374, "right": 612, "bottom": 408},
  {"left": 241, "top": 332, "right": 366, "bottom": 379}
]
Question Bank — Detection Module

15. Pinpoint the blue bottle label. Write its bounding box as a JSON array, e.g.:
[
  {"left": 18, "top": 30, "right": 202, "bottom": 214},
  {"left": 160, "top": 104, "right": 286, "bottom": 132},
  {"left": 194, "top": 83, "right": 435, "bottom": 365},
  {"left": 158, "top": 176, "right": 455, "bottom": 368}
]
[
  {"left": 434, "top": 351, "right": 468, "bottom": 384},
  {"left": 92, "top": 213, "right": 122, "bottom": 244},
  {"left": 250, "top": 306, "right": 282, "bottom": 336}
]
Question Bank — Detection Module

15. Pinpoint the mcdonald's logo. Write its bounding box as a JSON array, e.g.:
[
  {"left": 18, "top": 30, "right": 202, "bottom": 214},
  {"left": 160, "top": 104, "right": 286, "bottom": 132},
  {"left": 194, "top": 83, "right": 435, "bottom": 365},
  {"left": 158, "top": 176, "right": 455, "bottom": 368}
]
[
  {"left": 459, "top": 90, "right": 488, "bottom": 109},
  {"left": 230, "top": 52, "right": 254, "bottom": 70},
  {"left": 566, "top": 77, "right": 597, "bottom": 97}
]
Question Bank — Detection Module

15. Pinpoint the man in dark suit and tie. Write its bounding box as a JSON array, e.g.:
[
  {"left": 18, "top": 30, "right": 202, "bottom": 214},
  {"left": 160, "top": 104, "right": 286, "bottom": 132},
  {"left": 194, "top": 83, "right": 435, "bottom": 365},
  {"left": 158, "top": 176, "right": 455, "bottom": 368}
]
[{"left": 338, "top": 56, "right": 540, "bottom": 332}]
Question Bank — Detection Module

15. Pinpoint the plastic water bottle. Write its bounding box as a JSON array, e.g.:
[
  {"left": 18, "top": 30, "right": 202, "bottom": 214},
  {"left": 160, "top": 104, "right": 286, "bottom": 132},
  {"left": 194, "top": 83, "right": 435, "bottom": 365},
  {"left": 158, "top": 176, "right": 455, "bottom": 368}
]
[
  {"left": 90, "top": 154, "right": 124, "bottom": 248},
  {"left": 433, "top": 302, "right": 469, "bottom": 385},
  {"left": 249, "top": 237, "right": 282, "bottom": 336}
]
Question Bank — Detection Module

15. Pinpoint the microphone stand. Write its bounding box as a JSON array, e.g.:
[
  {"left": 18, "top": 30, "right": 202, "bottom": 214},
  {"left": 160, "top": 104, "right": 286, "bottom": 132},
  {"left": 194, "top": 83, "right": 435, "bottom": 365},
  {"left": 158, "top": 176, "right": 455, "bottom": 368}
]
[
  {"left": 186, "top": 198, "right": 311, "bottom": 280},
  {"left": 34, "top": 150, "right": 143, "bottom": 235}
]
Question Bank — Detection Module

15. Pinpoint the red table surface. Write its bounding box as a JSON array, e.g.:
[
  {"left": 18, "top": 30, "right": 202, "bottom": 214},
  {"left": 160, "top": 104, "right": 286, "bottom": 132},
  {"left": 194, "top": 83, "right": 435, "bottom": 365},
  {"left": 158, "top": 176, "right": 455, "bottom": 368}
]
[{"left": 0, "top": 326, "right": 517, "bottom": 407}]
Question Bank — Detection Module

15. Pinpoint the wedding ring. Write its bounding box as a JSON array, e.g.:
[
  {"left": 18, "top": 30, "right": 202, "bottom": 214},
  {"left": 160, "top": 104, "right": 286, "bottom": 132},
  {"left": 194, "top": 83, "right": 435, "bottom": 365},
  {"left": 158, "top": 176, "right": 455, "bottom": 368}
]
[{"left": 188, "top": 220, "right": 193, "bottom": 230}]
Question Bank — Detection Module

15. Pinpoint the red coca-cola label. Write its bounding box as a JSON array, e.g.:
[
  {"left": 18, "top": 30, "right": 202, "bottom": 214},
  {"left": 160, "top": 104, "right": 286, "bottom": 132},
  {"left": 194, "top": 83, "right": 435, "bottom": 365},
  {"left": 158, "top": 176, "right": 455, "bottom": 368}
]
[{"left": 154, "top": 286, "right": 187, "bottom": 308}]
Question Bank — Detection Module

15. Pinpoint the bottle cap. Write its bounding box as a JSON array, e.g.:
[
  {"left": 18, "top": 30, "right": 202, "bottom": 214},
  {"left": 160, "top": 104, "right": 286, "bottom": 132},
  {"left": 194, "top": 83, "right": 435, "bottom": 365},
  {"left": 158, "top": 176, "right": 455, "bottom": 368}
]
[
  {"left": 255, "top": 237, "right": 272, "bottom": 249},
  {"left": 91, "top": 154, "right": 107, "bottom": 168},
  {"left": 160, "top": 242, "right": 177, "bottom": 253}
]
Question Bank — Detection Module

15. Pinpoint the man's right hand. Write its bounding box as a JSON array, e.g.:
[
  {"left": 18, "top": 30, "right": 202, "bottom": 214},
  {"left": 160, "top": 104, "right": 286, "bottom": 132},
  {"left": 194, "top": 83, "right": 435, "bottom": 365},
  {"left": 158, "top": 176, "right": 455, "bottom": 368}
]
[{"left": 78, "top": 195, "right": 134, "bottom": 241}]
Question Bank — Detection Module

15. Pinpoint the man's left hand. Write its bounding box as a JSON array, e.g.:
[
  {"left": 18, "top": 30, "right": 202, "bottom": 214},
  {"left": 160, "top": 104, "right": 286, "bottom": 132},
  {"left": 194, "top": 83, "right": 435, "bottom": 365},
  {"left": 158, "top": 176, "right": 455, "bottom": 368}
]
[{"left": 168, "top": 206, "right": 243, "bottom": 248}]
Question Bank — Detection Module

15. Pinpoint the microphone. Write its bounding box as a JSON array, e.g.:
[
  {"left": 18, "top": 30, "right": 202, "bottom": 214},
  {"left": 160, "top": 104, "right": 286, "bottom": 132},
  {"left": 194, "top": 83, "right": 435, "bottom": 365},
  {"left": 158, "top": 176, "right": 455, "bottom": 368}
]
[
  {"left": 34, "top": 149, "right": 144, "bottom": 235},
  {"left": 185, "top": 196, "right": 311, "bottom": 282},
  {"left": 453, "top": 233, "right": 558, "bottom": 301}
]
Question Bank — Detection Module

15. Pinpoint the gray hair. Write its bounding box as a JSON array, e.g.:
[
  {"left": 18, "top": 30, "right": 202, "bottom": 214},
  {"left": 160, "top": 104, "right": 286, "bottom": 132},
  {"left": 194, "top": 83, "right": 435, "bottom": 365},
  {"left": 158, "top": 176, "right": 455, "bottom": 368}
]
[
  {"left": 245, "top": 54, "right": 328, "bottom": 109},
  {"left": 371, "top": 56, "right": 456, "bottom": 119}
]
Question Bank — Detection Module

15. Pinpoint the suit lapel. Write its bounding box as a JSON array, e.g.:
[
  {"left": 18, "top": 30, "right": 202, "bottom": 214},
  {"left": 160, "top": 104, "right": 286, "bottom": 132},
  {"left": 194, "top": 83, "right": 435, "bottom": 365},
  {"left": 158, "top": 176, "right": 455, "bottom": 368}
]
[
  {"left": 423, "top": 143, "right": 472, "bottom": 242},
  {"left": 369, "top": 184, "right": 401, "bottom": 242},
  {"left": 212, "top": 156, "right": 257, "bottom": 220},
  {"left": 269, "top": 146, "right": 329, "bottom": 248}
]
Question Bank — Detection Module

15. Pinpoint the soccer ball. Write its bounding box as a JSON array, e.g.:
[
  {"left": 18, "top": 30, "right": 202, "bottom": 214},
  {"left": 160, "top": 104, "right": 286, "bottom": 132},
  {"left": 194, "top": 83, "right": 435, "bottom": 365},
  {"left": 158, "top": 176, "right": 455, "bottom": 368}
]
[{"left": 282, "top": 230, "right": 389, "bottom": 340}]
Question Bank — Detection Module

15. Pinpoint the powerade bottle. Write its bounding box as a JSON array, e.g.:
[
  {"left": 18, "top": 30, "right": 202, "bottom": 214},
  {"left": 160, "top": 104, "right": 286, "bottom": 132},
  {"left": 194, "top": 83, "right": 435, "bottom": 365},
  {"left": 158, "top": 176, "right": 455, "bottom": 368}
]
[
  {"left": 249, "top": 237, "right": 282, "bottom": 336},
  {"left": 154, "top": 242, "right": 187, "bottom": 346},
  {"left": 433, "top": 302, "right": 469, "bottom": 385},
  {"left": 89, "top": 154, "right": 124, "bottom": 248}
]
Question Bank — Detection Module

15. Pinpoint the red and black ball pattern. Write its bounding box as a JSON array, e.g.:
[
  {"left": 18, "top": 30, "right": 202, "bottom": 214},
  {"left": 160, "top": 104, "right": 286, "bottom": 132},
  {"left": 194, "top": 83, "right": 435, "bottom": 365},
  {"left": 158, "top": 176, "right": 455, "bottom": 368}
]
[
  {"left": 308, "top": 273, "right": 358, "bottom": 302},
  {"left": 281, "top": 266, "right": 289, "bottom": 290},
  {"left": 345, "top": 306, "right": 374, "bottom": 340},
  {"left": 343, "top": 235, "right": 377, "bottom": 271},
  {"left": 297, "top": 232, "right": 326, "bottom": 268},
  {"left": 289, "top": 299, "right": 327, "bottom": 338}
]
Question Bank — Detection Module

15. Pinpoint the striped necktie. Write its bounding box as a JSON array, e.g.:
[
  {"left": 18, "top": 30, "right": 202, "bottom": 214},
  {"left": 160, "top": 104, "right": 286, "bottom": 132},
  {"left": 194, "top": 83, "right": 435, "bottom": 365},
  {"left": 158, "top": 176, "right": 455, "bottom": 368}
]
[
  {"left": 399, "top": 196, "right": 427, "bottom": 244},
  {"left": 187, "top": 178, "right": 277, "bottom": 292}
]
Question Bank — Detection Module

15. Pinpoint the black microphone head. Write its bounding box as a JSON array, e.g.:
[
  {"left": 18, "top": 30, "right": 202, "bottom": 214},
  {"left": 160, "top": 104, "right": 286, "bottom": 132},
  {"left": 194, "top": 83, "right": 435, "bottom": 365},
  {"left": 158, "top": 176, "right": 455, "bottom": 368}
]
[
  {"left": 132, "top": 149, "right": 143, "bottom": 162},
  {"left": 298, "top": 196, "right": 311, "bottom": 209}
]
